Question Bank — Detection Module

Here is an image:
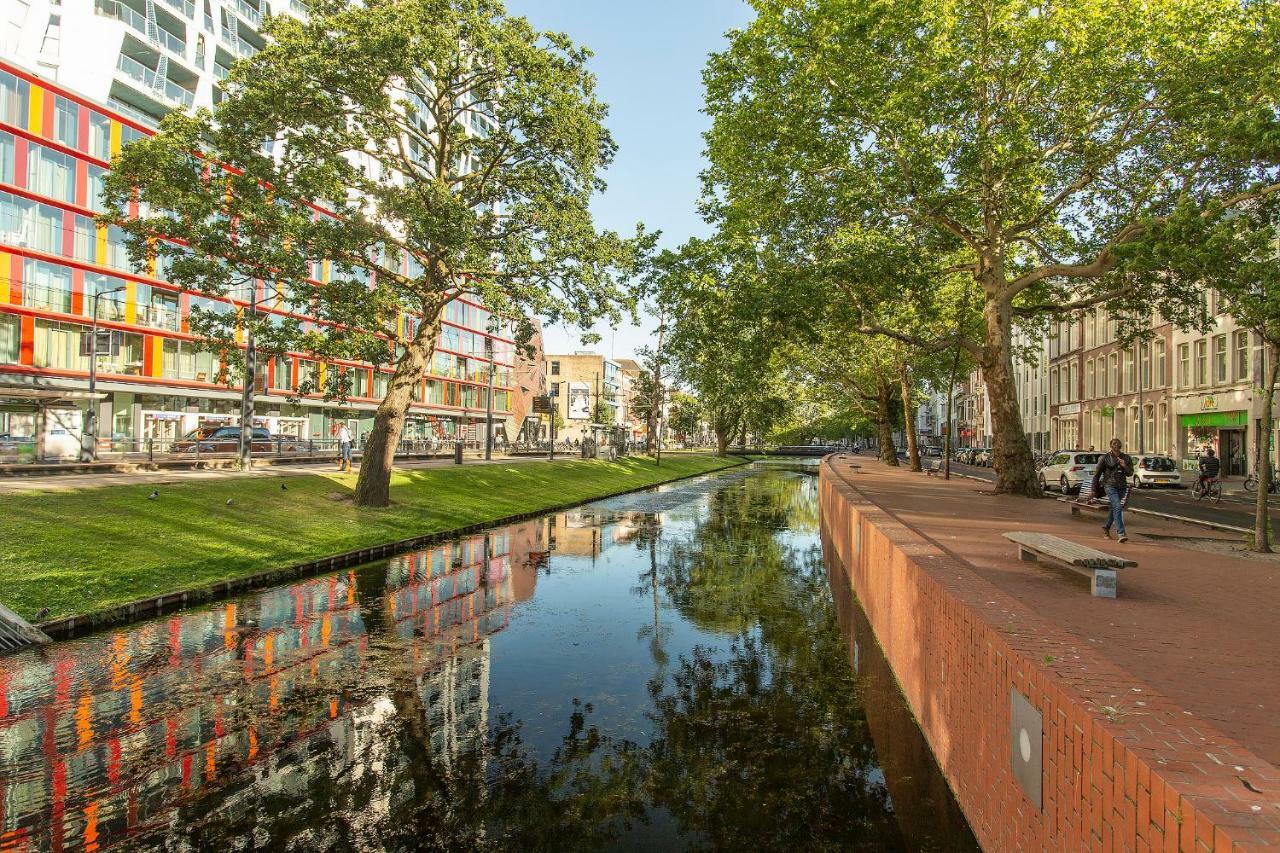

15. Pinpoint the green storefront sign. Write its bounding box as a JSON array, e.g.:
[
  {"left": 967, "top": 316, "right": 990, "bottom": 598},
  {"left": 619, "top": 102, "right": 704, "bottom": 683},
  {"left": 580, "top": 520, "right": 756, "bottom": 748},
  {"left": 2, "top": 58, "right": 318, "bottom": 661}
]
[{"left": 1177, "top": 410, "right": 1247, "bottom": 428}]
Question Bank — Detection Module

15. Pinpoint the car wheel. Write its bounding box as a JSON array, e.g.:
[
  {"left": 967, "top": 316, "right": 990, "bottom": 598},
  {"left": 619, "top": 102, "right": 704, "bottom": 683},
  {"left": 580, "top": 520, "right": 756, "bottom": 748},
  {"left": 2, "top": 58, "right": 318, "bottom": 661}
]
[
  {"left": 1038, "top": 474, "right": 1047, "bottom": 491},
  {"left": 1060, "top": 475, "right": 1071, "bottom": 494}
]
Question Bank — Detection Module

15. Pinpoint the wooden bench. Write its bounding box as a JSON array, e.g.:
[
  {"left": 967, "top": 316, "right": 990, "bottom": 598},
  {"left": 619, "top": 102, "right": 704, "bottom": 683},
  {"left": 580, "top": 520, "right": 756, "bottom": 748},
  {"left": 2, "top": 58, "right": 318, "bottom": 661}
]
[
  {"left": 1057, "top": 496, "right": 1111, "bottom": 517},
  {"left": 1003, "top": 531, "right": 1136, "bottom": 598},
  {"left": 925, "top": 460, "right": 943, "bottom": 476}
]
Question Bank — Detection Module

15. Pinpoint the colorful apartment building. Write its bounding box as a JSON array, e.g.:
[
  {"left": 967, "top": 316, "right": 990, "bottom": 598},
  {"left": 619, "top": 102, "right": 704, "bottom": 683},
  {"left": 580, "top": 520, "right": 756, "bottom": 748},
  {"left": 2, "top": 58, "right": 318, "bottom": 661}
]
[{"left": 0, "top": 0, "right": 517, "bottom": 459}]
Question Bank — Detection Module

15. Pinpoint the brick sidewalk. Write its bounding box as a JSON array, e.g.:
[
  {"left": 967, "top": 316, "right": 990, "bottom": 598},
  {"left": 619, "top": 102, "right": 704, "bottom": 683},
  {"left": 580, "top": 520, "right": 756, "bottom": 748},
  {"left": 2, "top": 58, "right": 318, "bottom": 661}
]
[
  {"left": 842, "top": 459, "right": 1280, "bottom": 766},
  {"left": 822, "top": 458, "right": 1280, "bottom": 850}
]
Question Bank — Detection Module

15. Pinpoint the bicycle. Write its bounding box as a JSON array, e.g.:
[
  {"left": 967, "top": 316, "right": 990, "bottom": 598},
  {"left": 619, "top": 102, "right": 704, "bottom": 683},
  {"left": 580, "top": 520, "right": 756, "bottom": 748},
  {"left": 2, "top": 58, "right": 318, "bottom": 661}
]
[
  {"left": 1243, "top": 472, "right": 1278, "bottom": 494},
  {"left": 1191, "top": 476, "right": 1222, "bottom": 503}
]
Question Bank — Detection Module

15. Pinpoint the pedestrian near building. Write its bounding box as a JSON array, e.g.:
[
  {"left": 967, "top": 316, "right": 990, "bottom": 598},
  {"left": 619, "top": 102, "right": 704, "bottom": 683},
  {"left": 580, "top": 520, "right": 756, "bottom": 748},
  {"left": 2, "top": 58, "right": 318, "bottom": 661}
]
[
  {"left": 1092, "top": 438, "right": 1134, "bottom": 543},
  {"left": 337, "top": 423, "right": 354, "bottom": 473}
]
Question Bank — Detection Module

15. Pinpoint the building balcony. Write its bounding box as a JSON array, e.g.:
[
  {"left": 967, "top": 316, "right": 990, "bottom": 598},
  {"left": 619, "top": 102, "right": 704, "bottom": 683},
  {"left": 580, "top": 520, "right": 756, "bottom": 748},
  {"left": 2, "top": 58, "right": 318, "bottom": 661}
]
[
  {"left": 234, "top": 0, "right": 262, "bottom": 27},
  {"left": 97, "top": 0, "right": 187, "bottom": 58},
  {"left": 115, "top": 54, "right": 195, "bottom": 109}
]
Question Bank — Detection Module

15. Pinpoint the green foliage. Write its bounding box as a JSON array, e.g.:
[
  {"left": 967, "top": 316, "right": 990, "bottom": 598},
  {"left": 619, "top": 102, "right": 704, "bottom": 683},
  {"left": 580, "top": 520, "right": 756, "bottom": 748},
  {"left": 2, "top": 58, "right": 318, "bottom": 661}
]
[
  {"left": 702, "top": 0, "right": 1280, "bottom": 492},
  {"left": 103, "top": 0, "right": 652, "bottom": 399},
  {"left": 652, "top": 239, "right": 794, "bottom": 450}
]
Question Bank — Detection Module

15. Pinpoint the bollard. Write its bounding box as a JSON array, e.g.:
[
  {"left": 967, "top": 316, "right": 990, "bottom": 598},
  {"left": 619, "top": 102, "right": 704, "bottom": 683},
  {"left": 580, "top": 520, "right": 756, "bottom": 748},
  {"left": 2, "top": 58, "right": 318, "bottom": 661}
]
[{"left": 454, "top": 440, "right": 464, "bottom": 465}]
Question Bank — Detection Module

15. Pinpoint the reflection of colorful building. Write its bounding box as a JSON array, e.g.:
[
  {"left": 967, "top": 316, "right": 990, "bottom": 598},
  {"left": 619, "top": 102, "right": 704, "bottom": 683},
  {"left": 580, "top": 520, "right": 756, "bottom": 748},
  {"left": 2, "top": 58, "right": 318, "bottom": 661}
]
[
  {"left": 547, "top": 509, "right": 642, "bottom": 558},
  {"left": 0, "top": 521, "right": 545, "bottom": 850}
]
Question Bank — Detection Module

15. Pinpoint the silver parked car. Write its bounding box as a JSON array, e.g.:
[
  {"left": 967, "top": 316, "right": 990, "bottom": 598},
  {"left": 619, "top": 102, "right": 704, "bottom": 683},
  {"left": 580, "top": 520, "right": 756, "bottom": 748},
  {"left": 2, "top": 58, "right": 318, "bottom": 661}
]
[{"left": 1038, "top": 451, "right": 1103, "bottom": 495}]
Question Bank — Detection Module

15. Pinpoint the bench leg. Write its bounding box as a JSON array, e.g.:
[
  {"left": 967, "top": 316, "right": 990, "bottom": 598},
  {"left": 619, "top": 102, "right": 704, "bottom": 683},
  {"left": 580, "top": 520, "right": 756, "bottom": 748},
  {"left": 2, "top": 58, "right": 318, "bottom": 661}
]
[
  {"left": 1091, "top": 569, "right": 1117, "bottom": 598},
  {"left": 1070, "top": 505, "right": 1081, "bottom": 516},
  {"left": 1017, "top": 546, "right": 1038, "bottom": 563}
]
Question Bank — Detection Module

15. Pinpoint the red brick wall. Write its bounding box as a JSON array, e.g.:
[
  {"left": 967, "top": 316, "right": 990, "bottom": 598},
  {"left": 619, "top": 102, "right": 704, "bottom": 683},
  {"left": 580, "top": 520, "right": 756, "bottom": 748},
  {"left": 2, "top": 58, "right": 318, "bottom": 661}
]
[{"left": 819, "top": 460, "right": 1276, "bottom": 851}]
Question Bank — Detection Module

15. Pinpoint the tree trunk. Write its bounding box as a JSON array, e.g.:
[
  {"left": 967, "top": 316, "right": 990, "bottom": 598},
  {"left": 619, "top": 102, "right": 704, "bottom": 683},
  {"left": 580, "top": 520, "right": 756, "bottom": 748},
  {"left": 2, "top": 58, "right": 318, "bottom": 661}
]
[
  {"left": 981, "top": 293, "right": 1040, "bottom": 495},
  {"left": 877, "top": 384, "right": 899, "bottom": 466},
  {"left": 353, "top": 320, "right": 440, "bottom": 508},
  {"left": 900, "top": 366, "right": 921, "bottom": 472},
  {"left": 1253, "top": 341, "right": 1279, "bottom": 553},
  {"left": 713, "top": 409, "right": 732, "bottom": 456}
]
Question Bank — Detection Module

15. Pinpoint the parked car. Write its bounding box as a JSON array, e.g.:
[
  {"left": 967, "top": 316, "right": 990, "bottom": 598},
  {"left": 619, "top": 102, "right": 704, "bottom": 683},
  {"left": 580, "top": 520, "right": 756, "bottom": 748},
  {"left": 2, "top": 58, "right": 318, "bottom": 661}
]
[
  {"left": 1131, "top": 454, "right": 1183, "bottom": 489},
  {"left": 1038, "top": 451, "right": 1103, "bottom": 494},
  {"left": 974, "top": 447, "right": 993, "bottom": 467},
  {"left": 172, "top": 426, "right": 307, "bottom": 454}
]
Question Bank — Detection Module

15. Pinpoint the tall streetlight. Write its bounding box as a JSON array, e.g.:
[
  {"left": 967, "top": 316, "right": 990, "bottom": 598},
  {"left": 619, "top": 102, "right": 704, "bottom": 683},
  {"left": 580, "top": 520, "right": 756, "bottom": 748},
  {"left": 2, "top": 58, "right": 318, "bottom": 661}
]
[
  {"left": 484, "top": 337, "right": 495, "bottom": 461},
  {"left": 85, "top": 285, "right": 126, "bottom": 462},
  {"left": 237, "top": 282, "right": 258, "bottom": 470}
]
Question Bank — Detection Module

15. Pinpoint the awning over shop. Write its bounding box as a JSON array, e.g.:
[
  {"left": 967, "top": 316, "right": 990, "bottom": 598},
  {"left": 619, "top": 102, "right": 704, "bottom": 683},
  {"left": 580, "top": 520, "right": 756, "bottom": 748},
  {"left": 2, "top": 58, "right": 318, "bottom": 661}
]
[{"left": 1177, "top": 410, "right": 1247, "bottom": 428}]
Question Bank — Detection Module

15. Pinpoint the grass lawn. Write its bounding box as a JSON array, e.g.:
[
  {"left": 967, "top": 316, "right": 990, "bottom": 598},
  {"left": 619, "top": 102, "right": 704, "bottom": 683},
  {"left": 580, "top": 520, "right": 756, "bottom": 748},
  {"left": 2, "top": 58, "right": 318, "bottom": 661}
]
[{"left": 0, "top": 454, "right": 743, "bottom": 622}]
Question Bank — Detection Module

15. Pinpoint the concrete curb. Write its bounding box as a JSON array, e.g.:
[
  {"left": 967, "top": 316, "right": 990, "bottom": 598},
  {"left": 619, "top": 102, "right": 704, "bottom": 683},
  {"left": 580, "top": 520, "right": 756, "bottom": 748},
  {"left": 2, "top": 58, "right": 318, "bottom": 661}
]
[{"left": 35, "top": 456, "right": 752, "bottom": 640}]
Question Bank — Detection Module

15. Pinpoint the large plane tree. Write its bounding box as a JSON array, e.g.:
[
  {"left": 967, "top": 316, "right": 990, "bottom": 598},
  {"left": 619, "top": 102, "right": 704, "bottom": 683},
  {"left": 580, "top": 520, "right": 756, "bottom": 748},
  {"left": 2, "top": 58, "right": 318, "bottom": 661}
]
[
  {"left": 104, "top": 0, "right": 648, "bottom": 506},
  {"left": 703, "top": 0, "right": 1280, "bottom": 494}
]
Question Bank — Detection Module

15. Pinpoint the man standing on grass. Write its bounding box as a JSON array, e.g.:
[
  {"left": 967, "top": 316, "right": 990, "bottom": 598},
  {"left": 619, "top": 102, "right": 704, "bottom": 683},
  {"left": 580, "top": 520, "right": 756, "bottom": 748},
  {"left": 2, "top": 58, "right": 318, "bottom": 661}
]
[
  {"left": 1093, "top": 438, "right": 1134, "bottom": 543},
  {"left": 337, "top": 423, "right": 354, "bottom": 474}
]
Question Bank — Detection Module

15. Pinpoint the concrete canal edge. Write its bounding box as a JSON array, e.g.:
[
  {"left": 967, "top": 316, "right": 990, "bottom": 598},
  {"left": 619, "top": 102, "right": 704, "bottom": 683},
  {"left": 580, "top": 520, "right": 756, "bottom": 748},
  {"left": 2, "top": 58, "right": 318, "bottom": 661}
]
[
  {"left": 38, "top": 456, "right": 753, "bottom": 640},
  {"left": 818, "top": 456, "right": 1271, "bottom": 852}
]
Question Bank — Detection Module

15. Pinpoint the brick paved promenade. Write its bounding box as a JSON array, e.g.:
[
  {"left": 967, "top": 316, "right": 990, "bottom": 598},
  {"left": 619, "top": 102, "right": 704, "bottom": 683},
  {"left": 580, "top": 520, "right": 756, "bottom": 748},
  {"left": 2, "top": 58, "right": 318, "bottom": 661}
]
[{"left": 820, "top": 456, "right": 1278, "bottom": 851}]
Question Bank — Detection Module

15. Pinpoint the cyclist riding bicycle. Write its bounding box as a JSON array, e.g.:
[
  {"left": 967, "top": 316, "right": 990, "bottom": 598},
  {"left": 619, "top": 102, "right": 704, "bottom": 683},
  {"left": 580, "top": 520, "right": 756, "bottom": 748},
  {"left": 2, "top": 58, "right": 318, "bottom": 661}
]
[{"left": 1197, "top": 447, "right": 1222, "bottom": 491}]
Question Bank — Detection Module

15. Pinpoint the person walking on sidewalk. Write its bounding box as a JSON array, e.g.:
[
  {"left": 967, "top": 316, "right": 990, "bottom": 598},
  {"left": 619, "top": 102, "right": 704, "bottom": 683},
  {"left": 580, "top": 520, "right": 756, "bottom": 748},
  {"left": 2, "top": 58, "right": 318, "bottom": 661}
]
[
  {"left": 337, "top": 423, "right": 354, "bottom": 473},
  {"left": 1092, "top": 438, "right": 1134, "bottom": 543}
]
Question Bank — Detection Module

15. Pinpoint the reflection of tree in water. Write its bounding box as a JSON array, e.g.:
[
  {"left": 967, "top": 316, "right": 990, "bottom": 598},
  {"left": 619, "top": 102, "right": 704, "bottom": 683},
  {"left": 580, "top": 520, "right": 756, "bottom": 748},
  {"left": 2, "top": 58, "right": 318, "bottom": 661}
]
[
  {"left": 142, "top": 471, "right": 933, "bottom": 850},
  {"left": 638, "top": 470, "right": 906, "bottom": 850}
]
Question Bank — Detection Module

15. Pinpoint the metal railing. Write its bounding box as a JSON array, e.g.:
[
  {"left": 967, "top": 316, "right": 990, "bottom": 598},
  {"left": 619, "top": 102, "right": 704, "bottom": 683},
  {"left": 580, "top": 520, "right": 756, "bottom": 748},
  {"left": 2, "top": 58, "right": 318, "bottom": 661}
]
[
  {"left": 98, "top": 0, "right": 187, "bottom": 57},
  {"left": 234, "top": 0, "right": 261, "bottom": 26},
  {"left": 115, "top": 54, "right": 195, "bottom": 108},
  {"left": 0, "top": 435, "right": 493, "bottom": 465},
  {"left": 159, "top": 0, "right": 195, "bottom": 18}
]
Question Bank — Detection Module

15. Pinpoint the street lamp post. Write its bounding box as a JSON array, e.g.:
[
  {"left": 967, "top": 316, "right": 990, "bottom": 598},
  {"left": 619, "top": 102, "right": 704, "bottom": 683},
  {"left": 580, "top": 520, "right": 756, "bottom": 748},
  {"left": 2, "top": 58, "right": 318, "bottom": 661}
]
[
  {"left": 238, "top": 283, "right": 258, "bottom": 470},
  {"left": 484, "top": 337, "right": 495, "bottom": 461},
  {"left": 85, "top": 285, "right": 127, "bottom": 462}
]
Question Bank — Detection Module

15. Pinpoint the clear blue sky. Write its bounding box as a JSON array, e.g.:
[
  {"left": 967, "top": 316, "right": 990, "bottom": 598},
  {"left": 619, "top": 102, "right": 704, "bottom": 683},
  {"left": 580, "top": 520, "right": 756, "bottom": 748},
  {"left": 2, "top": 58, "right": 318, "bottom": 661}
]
[{"left": 503, "top": 0, "right": 754, "bottom": 359}]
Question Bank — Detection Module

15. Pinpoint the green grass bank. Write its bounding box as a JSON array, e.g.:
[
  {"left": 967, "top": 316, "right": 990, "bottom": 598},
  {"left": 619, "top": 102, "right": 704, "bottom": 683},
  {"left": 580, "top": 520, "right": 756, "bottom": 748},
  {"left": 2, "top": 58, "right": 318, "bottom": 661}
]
[{"left": 0, "top": 454, "right": 743, "bottom": 622}]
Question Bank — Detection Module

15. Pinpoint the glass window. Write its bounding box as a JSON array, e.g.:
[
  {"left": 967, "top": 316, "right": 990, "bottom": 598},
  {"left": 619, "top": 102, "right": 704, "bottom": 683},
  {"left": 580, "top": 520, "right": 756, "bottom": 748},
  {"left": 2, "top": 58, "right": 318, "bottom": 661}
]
[
  {"left": 86, "top": 164, "right": 108, "bottom": 213},
  {"left": 0, "top": 313, "right": 19, "bottom": 363},
  {"left": 88, "top": 113, "right": 111, "bottom": 160},
  {"left": 0, "top": 191, "right": 62, "bottom": 254},
  {"left": 1195, "top": 339, "right": 1208, "bottom": 386},
  {"left": 1123, "top": 350, "right": 1134, "bottom": 393},
  {"left": 142, "top": 289, "right": 179, "bottom": 331},
  {"left": 1234, "top": 330, "right": 1250, "bottom": 381},
  {"left": 1178, "top": 343, "right": 1190, "bottom": 388},
  {"left": 550, "top": 360, "right": 560, "bottom": 376},
  {"left": 1213, "top": 334, "right": 1227, "bottom": 384},
  {"left": 52, "top": 96, "right": 78, "bottom": 149},
  {"left": 162, "top": 338, "right": 216, "bottom": 381},
  {"left": 23, "top": 259, "right": 72, "bottom": 313},
  {"left": 270, "top": 355, "right": 292, "bottom": 391},
  {"left": 71, "top": 213, "right": 95, "bottom": 263},
  {"left": 27, "top": 142, "right": 76, "bottom": 203},
  {"left": 84, "top": 273, "right": 129, "bottom": 322},
  {"left": 1085, "top": 360, "right": 1095, "bottom": 399},
  {"left": 374, "top": 371, "right": 390, "bottom": 399},
  {"left": 1109, "top": 352, "right": 1119, "bottom": 392},
  {"left": 0, "top": 130, "right": 14, "bottom": 184},
  {"left": 0, "top": 71, "right": 29, "bottom": 128},
  {"left": 1154, "top": 339, "right": 1166, "bottom": 387},
  {"left": 32, "top": 319, "right": 88, "bottom": 370}
]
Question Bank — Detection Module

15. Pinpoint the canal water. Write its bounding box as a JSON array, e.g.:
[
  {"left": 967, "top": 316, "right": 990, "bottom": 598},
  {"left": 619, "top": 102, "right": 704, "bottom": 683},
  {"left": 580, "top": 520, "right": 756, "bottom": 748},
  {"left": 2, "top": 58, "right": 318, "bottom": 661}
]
[{"left": 0, "top": 464, "right": 975, "bottom": 851}]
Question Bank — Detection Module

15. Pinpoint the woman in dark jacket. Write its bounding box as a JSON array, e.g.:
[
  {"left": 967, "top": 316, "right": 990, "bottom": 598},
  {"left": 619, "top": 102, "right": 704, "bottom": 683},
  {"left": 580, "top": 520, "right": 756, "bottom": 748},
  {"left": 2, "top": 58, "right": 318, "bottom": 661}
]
[{"left": 1093, "top": 438, "right": 1134, "bottom": 542}]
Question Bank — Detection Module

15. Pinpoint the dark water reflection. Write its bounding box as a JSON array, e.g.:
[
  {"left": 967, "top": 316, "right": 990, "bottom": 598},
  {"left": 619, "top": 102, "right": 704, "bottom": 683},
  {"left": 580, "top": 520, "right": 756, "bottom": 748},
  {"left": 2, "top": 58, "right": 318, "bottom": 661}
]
[{"left": 0, "top": 467, "right": 975, "bottom": 851}]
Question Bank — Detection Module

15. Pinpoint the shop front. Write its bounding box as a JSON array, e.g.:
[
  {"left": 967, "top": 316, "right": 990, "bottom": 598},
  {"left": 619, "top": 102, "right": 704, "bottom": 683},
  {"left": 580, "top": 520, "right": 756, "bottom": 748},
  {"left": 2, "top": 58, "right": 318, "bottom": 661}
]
[{"left": 1179, "top": 409, "right": 1249, "bottom": 477}]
